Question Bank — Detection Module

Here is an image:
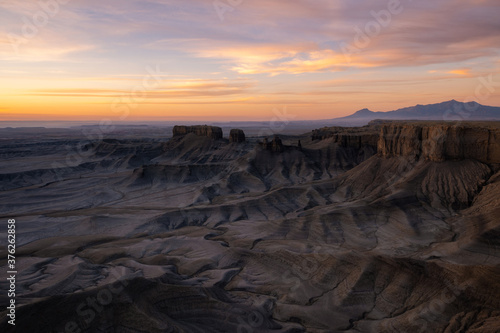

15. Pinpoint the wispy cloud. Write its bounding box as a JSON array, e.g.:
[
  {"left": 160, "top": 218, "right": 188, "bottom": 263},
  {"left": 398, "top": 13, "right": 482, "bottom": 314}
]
[
  {"left": 25, "top": 78, "right": 256, "bottom": 98},
  {"left": 448, "top": 69, "right": 472, "bottom": 76}
]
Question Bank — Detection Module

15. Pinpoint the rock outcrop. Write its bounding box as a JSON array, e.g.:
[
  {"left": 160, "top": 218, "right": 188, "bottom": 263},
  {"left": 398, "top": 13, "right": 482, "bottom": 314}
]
[
  {"left": 378, "top": 123, "right": 500, "bottom": 164},
  {"left": 332, "top": 133, "right": 379, "bottom": 149},
  {"left": 259, "top": 136, "right": 284, "bottom": 153},
  {"left": 312, "top": 127, "right": 379, "bottom": 149},
  {"left": 311, "top": 127, "right": 346, "bottom": 140},
  {"left": 270, "top": 136, "right": 284, "bottom": 153},
  {"left": 173, "top": 125, "right": 223, "bottom": 140},
  {"left": 229, "top": 129, "right": 246, "bottom": 143}
]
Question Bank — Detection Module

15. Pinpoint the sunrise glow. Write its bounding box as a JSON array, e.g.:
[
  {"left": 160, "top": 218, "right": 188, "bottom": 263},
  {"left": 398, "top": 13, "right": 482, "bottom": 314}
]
[{"left": 1, "top": 0, "right": 500, "bottom": 121}]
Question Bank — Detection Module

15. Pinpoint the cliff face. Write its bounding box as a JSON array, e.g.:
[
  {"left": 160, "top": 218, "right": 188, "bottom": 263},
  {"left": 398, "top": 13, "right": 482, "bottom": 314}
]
[
  {"left": 229, "top": 129, "right": 246, "bottom": 143},
  {"left": 173, "top": 125, "right": 223, "bottom": 140},
  {"left": 378, "top": 123, "right": 500, "bottom": 164},
  {"left": 313, "top": 122, "right": 500, "bottom": 164}
]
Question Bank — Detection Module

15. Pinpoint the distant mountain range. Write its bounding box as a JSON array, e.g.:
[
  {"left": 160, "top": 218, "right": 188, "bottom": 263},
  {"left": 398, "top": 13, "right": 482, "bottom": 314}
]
[
  {"left": 328, "top": 100, "right": 500, "bottom": 126},
  {"left": 3, "top": 100, "right": 499, "bottom": 134}
]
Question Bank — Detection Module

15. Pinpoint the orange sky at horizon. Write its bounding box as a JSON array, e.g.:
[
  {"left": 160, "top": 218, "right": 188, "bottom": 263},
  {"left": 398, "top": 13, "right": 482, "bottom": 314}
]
[{"left": 1, "top": 0, "right": 500, "bottom": 122}]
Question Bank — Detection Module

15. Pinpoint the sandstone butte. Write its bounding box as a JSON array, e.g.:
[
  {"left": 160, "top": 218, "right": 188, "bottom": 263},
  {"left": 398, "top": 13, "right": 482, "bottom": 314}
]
[
  {"left": 172, "top": 125, "right": 223, "bottom": 140},
  {"left": 229, "top": 129, "right": 246, "bottom": 143}
]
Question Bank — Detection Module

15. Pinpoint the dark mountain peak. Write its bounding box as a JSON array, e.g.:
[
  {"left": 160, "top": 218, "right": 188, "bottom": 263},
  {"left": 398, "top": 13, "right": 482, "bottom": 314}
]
[
  {"left": 333, "top": 100, "right": 499, "bottom": 125},
  {"left": 440, "top": 99, "right": 461, "bottom": 106},
  {"left": 353, "top": 108, "right": 374, "bottom": 116}
]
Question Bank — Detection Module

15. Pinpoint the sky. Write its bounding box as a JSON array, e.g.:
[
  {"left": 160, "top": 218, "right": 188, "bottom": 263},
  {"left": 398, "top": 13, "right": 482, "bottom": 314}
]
[{"left": 1, "top": 0, "right": 500, "bottom": 122}]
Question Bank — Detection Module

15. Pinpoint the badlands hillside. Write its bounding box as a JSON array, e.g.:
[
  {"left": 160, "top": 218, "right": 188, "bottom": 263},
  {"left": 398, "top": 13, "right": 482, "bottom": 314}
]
[{"left": 1, "top": 121, "right": 500, "bottom": 332}]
